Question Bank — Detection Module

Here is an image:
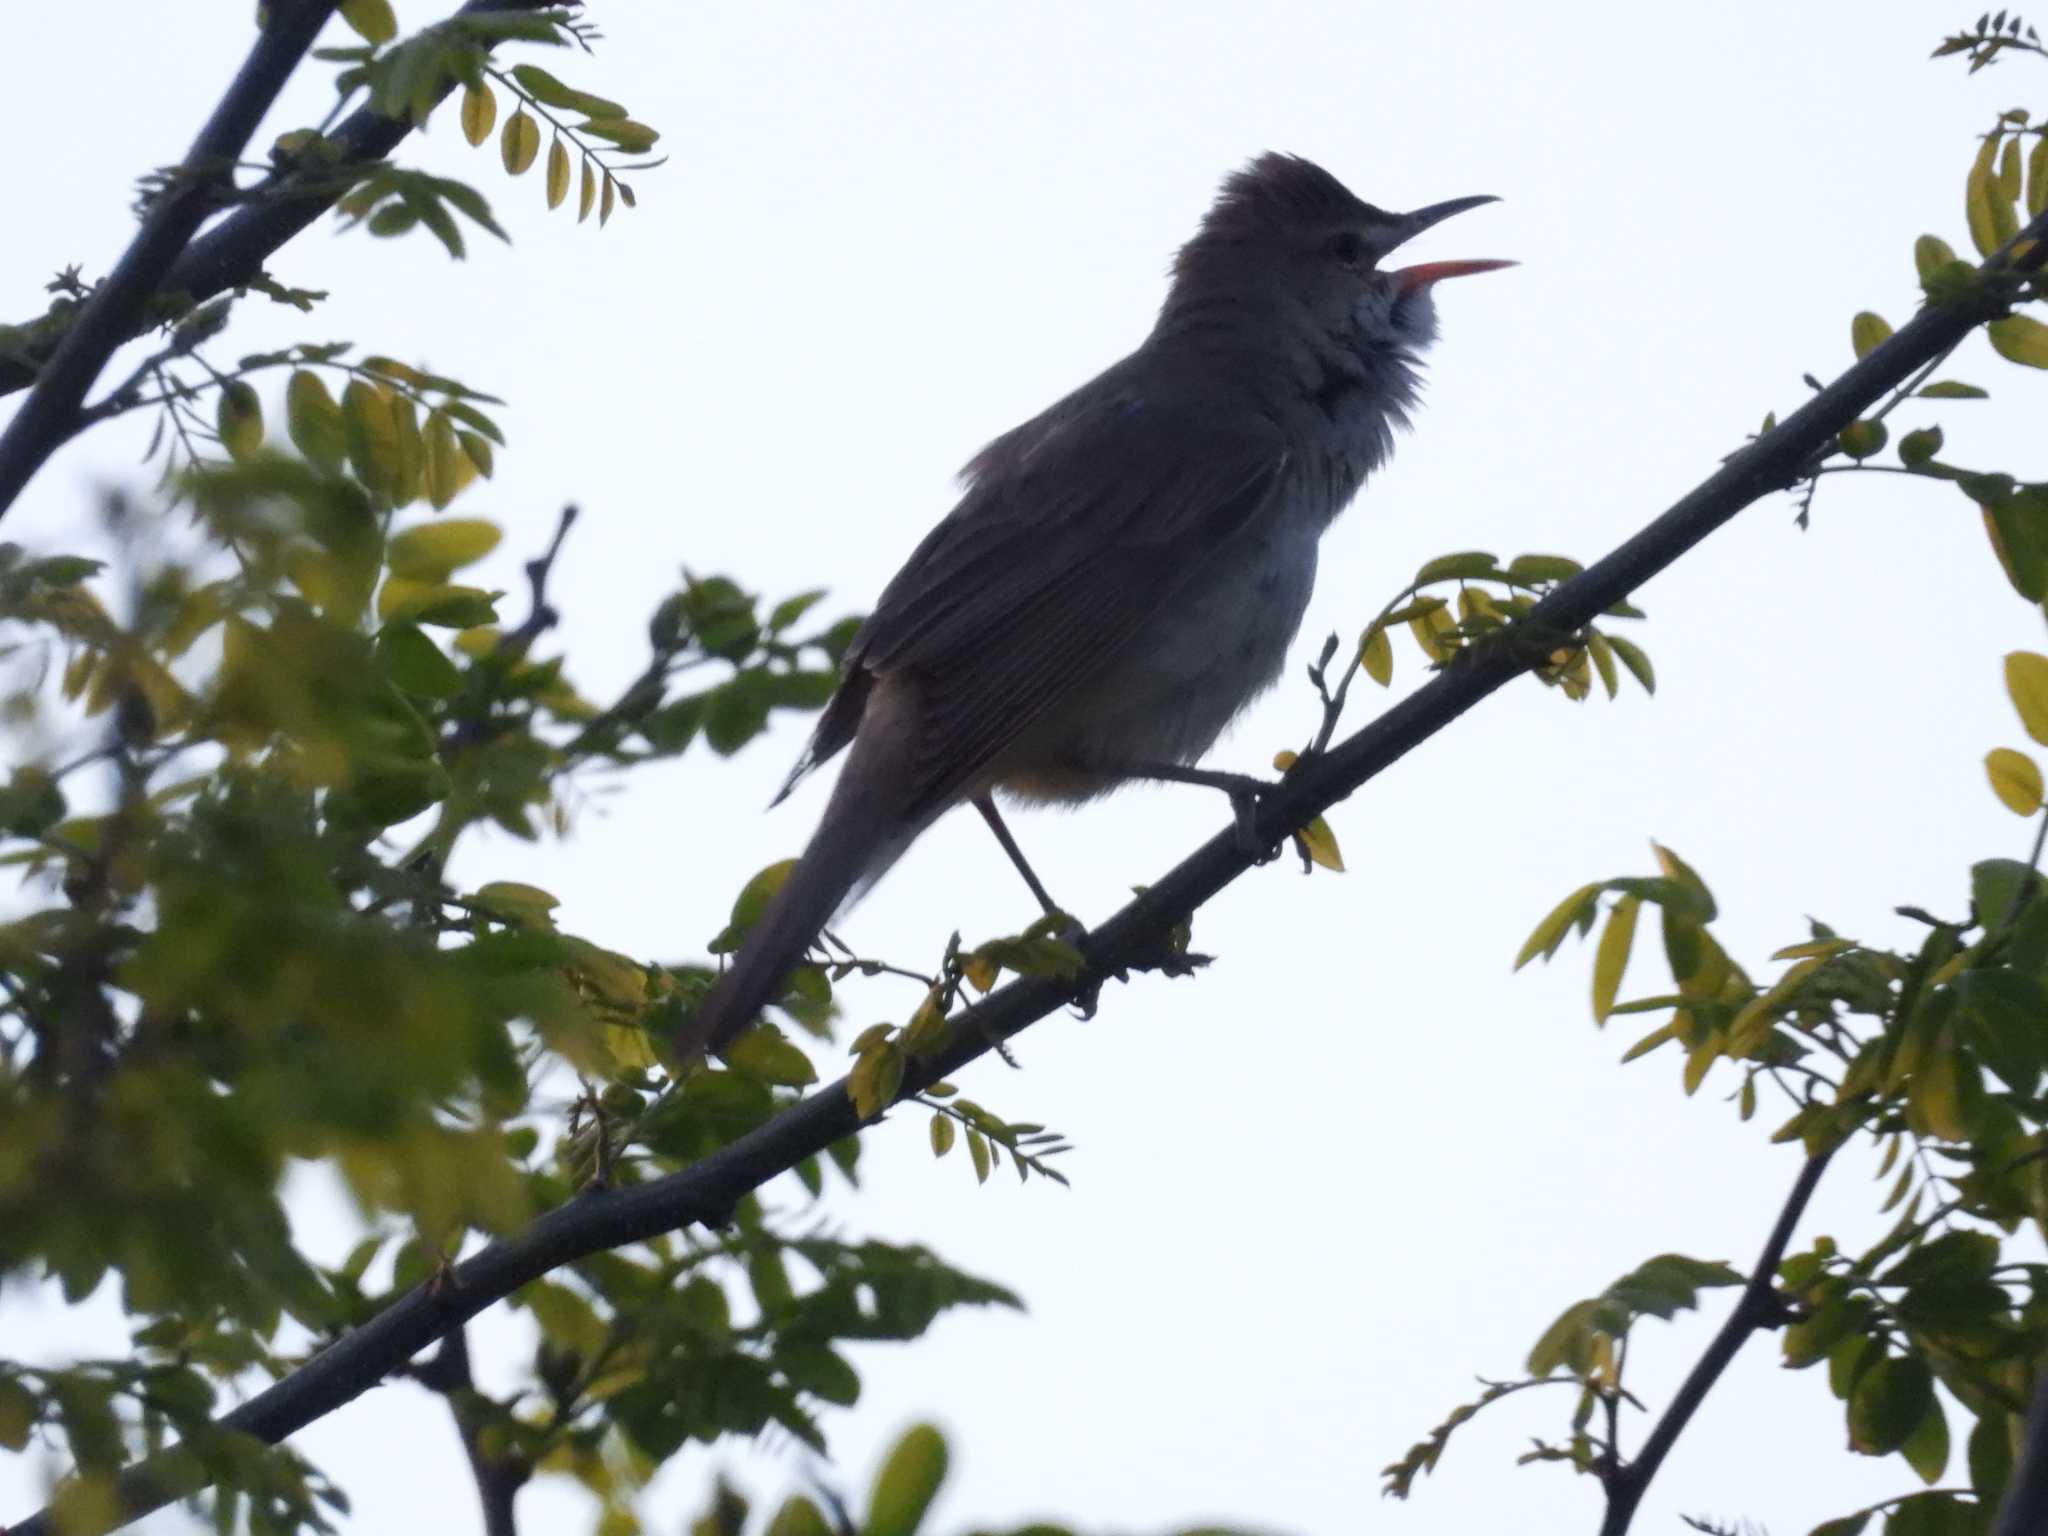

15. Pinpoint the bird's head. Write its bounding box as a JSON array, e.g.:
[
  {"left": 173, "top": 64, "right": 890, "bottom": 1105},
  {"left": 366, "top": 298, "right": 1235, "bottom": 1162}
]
[{"left": 1166, "top": 153, "right": 1512, "bottom": 356}]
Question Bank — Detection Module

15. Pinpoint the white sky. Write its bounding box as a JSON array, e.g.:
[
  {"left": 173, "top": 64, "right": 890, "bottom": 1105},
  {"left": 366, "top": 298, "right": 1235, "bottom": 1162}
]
[{"left": 6, "top": 3, "right": 2047, "bottom": 1534}]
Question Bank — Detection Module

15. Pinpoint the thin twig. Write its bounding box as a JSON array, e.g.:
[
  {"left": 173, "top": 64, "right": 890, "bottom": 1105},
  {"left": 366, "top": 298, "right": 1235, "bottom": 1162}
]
[
  {"left": 1597, "top": 1150, "right": 1836, "bottom": 1536},
  {"left": 0, "top": 1, "right": 339, "bottom": 517},
  {"left": 403, "top": 1330, "right": 527, "bottom": 1536},
  {"left": 0, "top": 0, "right": 562, "bottom": 407}
]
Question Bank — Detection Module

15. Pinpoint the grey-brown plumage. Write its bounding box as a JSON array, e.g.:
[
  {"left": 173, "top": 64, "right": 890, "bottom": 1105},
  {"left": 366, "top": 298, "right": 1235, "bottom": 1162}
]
[{"left": 674, "top": 153, "right": 1507, "bottom": 1062}]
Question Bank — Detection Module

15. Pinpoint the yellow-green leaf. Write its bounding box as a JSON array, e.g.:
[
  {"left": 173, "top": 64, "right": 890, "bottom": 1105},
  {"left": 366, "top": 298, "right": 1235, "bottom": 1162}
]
[
  {"left": 545, "top": 137, "right": 570, "bottom": 210},
  {"left": 1516, "top": 882, "right": 1601, "bottom": 971},
  {"left": 1606, "top": 633, "right": 1655, "bottom": 694},
  {"left": 1586, "top": 631, "right": 1619, "bottom": 698},
  {"left": 421, "top": 411, "right": 468, "bottom": 509},
  {"left": 929, "top": 1113, "right": 955, "bottom": 1158},
  {"left": 388, "top": 392, "right": 424, "bottom": 505},
  {"left": 599, "top": 172, "right": 616, "bottom": 227},
  {"left": 1914, "top": 234, "right": 1959, "bottom": 281},
  {"left": 1987, "top": 748, "right": 2045, "bottom": 816},
  {"left": 2000, "top": 137, "right": 2024, "bottom": 203},
  {"left": 1592, "top": 893, "right": 1639, "bottom": 1024},
  {"left": 0, "top": 1376, "right": 32, "bottom": 1451},
  {"left": 849, "top": 1043, "right": 904, "bottom": 1120},
  {"left": 460, "top": 83, "right": 497, "bottom": 148},
  {"left": 285, "top": 369, "right": 347, "bottom": 470},
  {"left": 471, "top": 881, "right": 560, "bottom": 926},
  {"left": 577, "top": 158, "right": 597, "bottom": 222},
  {"left": 216, "top": 381, "right": 263, "bottom": 462},
  {"left": 1989, "top": 315, "right": 2048, "bottom": 369},
  {"left": 342, "top": 379, "right": 401, "bottom": 498},
  {"left": 730, "top": 858, "right": 796, "bottom": 932},
  {"left": 456, "top": 429, "right": 495, "bottom": 479},
  {"left": 1838, "top": 419, "right": 1887, "bottom": 459},
  {"left": 501, "top": 109, "right": 540, "bottom": 175},
  {"left": 2006, "top": 652, "right": 2048, "bottom": 745},
  {"left": 722, "top": 1026, "right": 818, "bottom": 1087},
  {"left": 2031, "top": 135, "right": 2048, "bottom": 219},
  {"left": 1360, "top": 624, "right": 1392, "bottom": 686},
  {"left": 866, "top": 1424, "right": 949, "bottom": 1536},
  {"left": 1968, "top": 132, "right": 2014, "bottom": 256},
  {"left": 1850, "top": 311, "right": 1892, "bottom": 359},
  {"left": 765, "top": 1497, "right": 835, "bottom": 1536},
  {"left": 1293, "top": 815, "right": 1344, "bottom": 873},
  {"left": 1908, "top": 1050, "right": 1971, "bottom": 1141},
  {"left": 339, "top": 0, "right": 397, "bottom": 45}
]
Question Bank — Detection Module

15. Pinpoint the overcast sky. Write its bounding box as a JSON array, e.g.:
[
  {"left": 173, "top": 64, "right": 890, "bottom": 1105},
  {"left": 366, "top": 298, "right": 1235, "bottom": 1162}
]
[{"left": 6, "top": 3, "right": 2047, "bottom": 1534}]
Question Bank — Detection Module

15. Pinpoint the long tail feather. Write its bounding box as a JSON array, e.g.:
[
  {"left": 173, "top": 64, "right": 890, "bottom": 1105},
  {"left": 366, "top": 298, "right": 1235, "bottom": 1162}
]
[{"left": 674, "top": 676, "right": 922, "bottom": 1061}]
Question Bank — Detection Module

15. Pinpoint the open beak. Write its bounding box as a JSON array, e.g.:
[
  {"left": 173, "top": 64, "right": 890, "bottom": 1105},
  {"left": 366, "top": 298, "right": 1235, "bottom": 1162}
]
[{"left": 1387, "top": 194, "right": 1514, "bottom": 295}]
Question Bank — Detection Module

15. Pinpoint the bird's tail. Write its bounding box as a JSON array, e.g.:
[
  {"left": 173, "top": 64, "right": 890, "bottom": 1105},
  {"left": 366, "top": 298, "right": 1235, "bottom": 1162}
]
[{"left": 673, "top": 677, "right": 924, "bottom": 1062}]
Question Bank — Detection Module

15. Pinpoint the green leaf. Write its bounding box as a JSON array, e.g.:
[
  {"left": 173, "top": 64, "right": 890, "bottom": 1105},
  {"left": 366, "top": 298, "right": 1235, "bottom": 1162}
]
[
  {"left": 729, "top": 858, "right": 795, "bottom": 933},
  {"left": 508, "top": 63, "right": 626, "bottom": 119},
  {"left": 1918, "top": 380, "right": 1989, "bottom": 399},
  {"left": 215, "top": 380, "right": 264, "bottom": 461},
  {"left": 2005, "top": 652, "right": 2048, "bottom": 745},
  {"left": 1988, "top": 315, "right": 2048, "bottom": 369},
  {"left": 1503, "top": 553, "right": 1584, "bottom": 585},
  {"left": 1804, "top": 1516, "right": 1871, "bottom": 1536},
  {"left": 546, "top": 137, "right": 570, "bottom": 210},
  {"left": 471, "top": 881, "right": 559, "bottom": 926},
  {"left": 1968, "top": 131, "right": 2015, "bottom": 256},
  {"left": 377, "top": 624, "right": 462, "bottom": 698},
  {"left": 865, "top": 1424, "right": 949, "bottom": 1536},
  {"left": 1605, "top": 633, "right": 1655, "bottom": 694},
  {"left": 1514, "top": 882, "right": 1601, "bottom": 970},
  {"left": 1899, "top": 1394, "right": 1950, "bottom": 1485},
  {"left": 929, "top": 1113, "right": 955, "bottom": 1157},
  {"left": 285, "top": 370, "right": 347, "bottom": 470},
  {"left": 1294, "top": 815, "right": 1344, "bottom": 872},
  {"left": 500, "top": 109, "right": 540, "bottom": 175},
  {"left": 1898, "top": 426, "right": 1944, "bottom": 467},
  {"left": 1838, "top": 420, "right": 1888, "bottom": 460},
  {"left": 722, "top": 1026, "right": 817, "bottom": 1087},
  {"left": 1850, "top": 311, "right": 1893, "bottom": 358},
  {"left": 342, "top": 379, "right": 401, "bottom": 498},
  {"left": 1969, "top": 1409, "right": 2013, "bottom": 1501},
  {"left": 460, "top": 83, "right": 496, "bottom": 147},
  {"left": 578, "top": 118, "right": 660, "bottom": 154},
  {"left": 850, "top": 1044, "right": 904, "bottom": 1121},
  {"left": 1360, "top": 624, "right": 1393, "bottom": 686},
  {"left": 1414, "top": 551, "right": 1500, "bottom": 584},
  {"left": 1592, "top": 893, "right": 1639, "bottom": 1023},
  {"left": 1914, "top": 234, "right": 1959, "bottom": 280},
  {"left": 376, "top": 577, "right": 498, "bottom": 627},
  {"left": 1985, "top": 748, "right": 2043, "bottom": 815},
  {"left": 339, "top": 0, "right": 397, "bottom": 45},
  {"left": 764, "top": 1497, "right": 835, "bottom": 1536},
  {"left": 0, "top": 1377, "right": 35, "bottom": 1451},
  {"left": 1848, "top": 1354, "right": 1933, "bottom": 1455},
  {"left": 387, "top": 517, "right": 502, "bottom": 581}
]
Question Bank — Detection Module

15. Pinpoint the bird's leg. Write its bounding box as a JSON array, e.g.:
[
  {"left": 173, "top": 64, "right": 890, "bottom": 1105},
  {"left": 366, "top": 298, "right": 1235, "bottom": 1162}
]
[
  {"left": 972, "top": 793, "right": 1070, "bottom": 923},
  {"left": 1100, "top": 760, "right": 1281, "bottom": 861}
]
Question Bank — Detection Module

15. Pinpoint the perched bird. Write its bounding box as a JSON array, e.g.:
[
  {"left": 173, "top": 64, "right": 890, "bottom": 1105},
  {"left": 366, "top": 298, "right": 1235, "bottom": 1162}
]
[{"left": 675, "top": 153, "right": 1508, "bottom": 1061}]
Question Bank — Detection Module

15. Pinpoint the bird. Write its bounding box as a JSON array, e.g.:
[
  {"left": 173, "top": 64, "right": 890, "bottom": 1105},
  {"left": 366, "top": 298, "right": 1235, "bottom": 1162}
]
[{"left": 673, "top": 152, "right": 1509, "bottom": 1062}]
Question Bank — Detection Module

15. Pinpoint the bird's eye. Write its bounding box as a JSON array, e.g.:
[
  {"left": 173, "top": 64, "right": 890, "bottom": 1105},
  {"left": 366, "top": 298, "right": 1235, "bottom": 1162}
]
[{"left": 1326, "top": 231, "right": 1368, "bottom": 267}]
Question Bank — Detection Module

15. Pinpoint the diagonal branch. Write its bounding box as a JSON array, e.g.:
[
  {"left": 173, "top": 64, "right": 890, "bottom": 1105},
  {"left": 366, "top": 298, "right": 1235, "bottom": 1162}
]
[
  {"left": 0, "top": 0, "right": 561, "bottom": 408},
  {"left": 10, "top": 210, "right": 2047, "bottom": 1536},
  {"left": 0, "top": 0, "right": 340, "bottom": 517},
  {"left": 405, "top": 1330, "right": 528, "bottom": 1536},
  {"left": 1597, "top": 1149, "right": 1837, "bottom": 1536}
]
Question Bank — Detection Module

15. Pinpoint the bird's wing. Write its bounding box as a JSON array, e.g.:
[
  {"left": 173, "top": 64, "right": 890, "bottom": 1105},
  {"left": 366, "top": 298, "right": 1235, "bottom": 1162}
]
[{"left": 845, "top": 388, "right": 1288, "bottom": 818}]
